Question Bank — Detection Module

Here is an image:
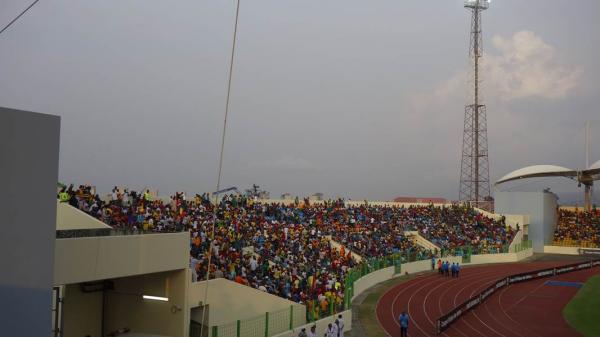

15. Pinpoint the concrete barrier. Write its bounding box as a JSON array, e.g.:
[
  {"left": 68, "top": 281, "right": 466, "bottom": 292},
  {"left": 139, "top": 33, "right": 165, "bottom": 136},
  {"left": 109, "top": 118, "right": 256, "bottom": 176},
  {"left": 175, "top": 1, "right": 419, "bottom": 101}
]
[
  {"left": 189, "top": 278, "right": 304, "bottom": 327},
  {"left": 272, "top": 310, "right": 351, "bottom": 337},
  {"left": 352, "top": 266, "right": 395, "bottom": 301},
  {"left": 544, "top": 245, "right": 581, "bottom": 255},
  {"left": 468, "top": 248, "right": 533, "bottom": 264},
  {"left": 515, "top": 247, "right": 534, "bottom": 260},
  {"left": 56, "top": 201, "right": 111, "bottom": 230},
  {"left": 54, "top": 232, "right": 189, "bottom": 285}
]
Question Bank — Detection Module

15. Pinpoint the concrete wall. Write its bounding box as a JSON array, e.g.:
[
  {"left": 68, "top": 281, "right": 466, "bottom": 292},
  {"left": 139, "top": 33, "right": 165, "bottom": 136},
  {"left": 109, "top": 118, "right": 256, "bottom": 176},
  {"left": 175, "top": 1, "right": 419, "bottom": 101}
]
[
  {"left": 351, "top": 251, "right": 533, "bottom": 302},
  {"left": 543, "top": 245, "right": 581, "bottom": 255},
  {"left": 272, "top": 310, "right": 351, "bottom": 337},
  {"left": 352, "top": 267, "right": 396, "bottom": 301},
  {"left": 515, "top": 247, "right": 535, "bottom": 260},
  {"left": 105, "top": 270, "right": 188, "bottom": 337},
  {"left": 0, "top": 108, "right": 60, "bottom": 337},
  {"left": 351, "top": 256, "right": 461, "bottom": 301},
  {"left": 188, "top": 278, "right": 305, "bottom": 327},
  {"left": 54, "top": 232, "right": 189, "bottom": 285},
  {"left": 495, "top": 191, "right": 558, "bottom": 252},
  {"left": 56, "top": 201, "right": 111, "bottom": 230},
  {"left": 62, "top": 284, "right": 103, "bottom": 337},
  {"left": 469, "top": 249, "right": 533, "bottom": 264},
  {"left": 504, "top": 214, "right": 530, "bottom": 229}
]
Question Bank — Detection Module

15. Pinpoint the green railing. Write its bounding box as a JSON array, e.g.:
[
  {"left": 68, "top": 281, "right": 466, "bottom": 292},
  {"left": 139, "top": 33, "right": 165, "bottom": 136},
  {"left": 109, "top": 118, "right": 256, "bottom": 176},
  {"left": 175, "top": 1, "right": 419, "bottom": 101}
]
[
  {"left": 510, "top": 240, "right": 532, "bottom": 253},
  {"left": 437, "top": 240, "right": 532, "bottom": 264},
  {"left": 440, "top": 246, "right": 473, "bottom": 262},
  {"left": 208, "top": 305, "right": 302, "bottom": 337}
]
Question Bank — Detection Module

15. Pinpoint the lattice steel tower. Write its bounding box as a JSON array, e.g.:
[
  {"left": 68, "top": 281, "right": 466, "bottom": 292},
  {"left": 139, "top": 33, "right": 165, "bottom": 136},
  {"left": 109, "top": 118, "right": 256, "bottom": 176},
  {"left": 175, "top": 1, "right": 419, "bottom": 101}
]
[{"left": 459, "top": 0, "right": 491, "bottom": 209}]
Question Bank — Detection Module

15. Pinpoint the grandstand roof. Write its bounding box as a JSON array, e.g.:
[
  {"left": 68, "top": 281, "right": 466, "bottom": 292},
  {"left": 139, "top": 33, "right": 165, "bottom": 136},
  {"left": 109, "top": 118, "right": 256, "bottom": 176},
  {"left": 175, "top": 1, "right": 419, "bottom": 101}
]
[
  {"left": 587, "top": 159, "right": 600, "bottom": 178},
  {"left": 495, "top": 165, "right": 577, "bottom": 185}
]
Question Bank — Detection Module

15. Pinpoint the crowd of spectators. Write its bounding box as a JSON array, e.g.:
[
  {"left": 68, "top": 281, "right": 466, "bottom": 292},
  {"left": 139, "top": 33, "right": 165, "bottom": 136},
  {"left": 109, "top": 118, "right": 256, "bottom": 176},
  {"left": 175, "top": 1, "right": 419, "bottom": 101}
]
[
  {"left": 397, "top": 205, "right": 514, "bottom": 254},
  {"left": 554, "top": 209, "right": 600, "bottom": 247},
  {"left": 331, "top": 204, "right": 513, "bottom": 257},
  {"left": 58, "top": 184, "right": 515, "bottom": 316}
]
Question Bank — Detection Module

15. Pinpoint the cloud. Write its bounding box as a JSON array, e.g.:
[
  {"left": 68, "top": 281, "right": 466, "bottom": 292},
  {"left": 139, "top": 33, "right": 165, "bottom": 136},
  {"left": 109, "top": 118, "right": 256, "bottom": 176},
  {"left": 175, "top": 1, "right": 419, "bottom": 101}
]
[
  {"left": 401, "top": 30, "right": 586, "bottom": 191},
  {"left": 248, "top": 155, "right": 318, "bottom": 171},
  {"left": 484, "top": 30, "right": 582, "bottom": 100},
  {"left": 412, "top": 30, "right": 582, "bottom": 105}
]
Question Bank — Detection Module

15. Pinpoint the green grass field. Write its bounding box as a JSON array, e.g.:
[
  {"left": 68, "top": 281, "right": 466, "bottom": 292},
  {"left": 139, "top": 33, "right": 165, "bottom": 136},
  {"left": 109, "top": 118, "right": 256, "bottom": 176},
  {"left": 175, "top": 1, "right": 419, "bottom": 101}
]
[{"left": 563, "top": 275, "right": 600, "bottom": 337}]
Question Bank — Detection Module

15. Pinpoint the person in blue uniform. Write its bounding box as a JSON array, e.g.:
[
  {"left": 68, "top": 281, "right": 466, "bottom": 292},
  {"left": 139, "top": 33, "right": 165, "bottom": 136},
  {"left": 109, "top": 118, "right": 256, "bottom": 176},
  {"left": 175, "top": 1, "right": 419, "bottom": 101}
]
[{"left": 398, "top": 311, "right": 409, "bottom": 337}]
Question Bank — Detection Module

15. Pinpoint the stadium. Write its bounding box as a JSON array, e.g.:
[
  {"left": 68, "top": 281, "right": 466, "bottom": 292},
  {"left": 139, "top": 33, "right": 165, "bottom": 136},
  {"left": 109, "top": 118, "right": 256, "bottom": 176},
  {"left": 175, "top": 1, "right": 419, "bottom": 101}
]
[
  {"left": 2, "top": 1, "right": 600, "bottom": 337},
  {"left": 3, "top": 110, "right": 599, "bottom": 337}
]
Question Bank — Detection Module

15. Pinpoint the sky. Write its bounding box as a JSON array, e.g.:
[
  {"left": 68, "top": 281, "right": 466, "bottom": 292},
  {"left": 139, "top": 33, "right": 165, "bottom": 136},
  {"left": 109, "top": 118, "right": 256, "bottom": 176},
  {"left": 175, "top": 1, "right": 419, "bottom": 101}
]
[{"left": 1, "top": 0, "right": 599, "bottom": 202}]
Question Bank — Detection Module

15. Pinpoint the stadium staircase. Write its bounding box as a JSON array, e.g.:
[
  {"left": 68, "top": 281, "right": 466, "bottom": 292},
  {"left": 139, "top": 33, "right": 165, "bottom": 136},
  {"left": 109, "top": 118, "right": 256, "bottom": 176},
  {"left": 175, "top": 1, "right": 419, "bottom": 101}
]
[
  {"left": 329, "top": 237, "right": 364, "bottom": 262},
  {"left": 508, "top": 229, "right": 523, "bottom": 252},
  {"left": 405, "top": 230, "right": 440, "bottom": 253}
]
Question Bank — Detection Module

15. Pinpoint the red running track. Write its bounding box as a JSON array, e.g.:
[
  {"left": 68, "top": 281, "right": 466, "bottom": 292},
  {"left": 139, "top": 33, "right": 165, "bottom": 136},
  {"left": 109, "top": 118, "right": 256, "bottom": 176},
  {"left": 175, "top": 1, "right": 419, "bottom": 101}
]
[{"left": 376, "top": 261, "right": 599, "bottom": 337}]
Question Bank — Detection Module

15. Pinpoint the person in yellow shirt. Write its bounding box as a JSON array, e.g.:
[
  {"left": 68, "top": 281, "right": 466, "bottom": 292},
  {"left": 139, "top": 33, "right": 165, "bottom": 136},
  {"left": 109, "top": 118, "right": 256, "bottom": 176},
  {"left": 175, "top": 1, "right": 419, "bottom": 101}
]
[
  {"left": 320, "top": 297, "right": 329, "bottom": 315},
  {"left": 59, "top": 191, "right": 69, "bottom": 202},
  {"left": 143, "top": 189, "right": 152, "bottom": 202}
]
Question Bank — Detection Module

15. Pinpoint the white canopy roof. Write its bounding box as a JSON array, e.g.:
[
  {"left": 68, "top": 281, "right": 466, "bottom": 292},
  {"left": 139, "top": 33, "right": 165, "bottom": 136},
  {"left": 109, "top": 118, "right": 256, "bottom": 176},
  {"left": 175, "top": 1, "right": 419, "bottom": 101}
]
[
  {"left": 586, "top": 159, "right": 600, "bottom": 177},
  {"left": 495, "top": 165, "right": 577, "bottom": 185}
]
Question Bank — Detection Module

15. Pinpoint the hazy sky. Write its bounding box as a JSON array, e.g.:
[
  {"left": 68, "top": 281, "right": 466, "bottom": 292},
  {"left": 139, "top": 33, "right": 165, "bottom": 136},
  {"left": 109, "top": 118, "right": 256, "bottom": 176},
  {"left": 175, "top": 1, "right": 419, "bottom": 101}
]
[{"left": 1, "top": 0, "right": 599, "bottom": 201}]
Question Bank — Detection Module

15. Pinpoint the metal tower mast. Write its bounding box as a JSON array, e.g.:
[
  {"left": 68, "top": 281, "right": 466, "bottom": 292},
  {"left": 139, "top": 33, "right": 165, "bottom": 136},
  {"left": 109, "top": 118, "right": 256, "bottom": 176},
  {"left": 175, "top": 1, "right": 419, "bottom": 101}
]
[{"left": 459, "top": 0, "right": 491, "bottom": 209}]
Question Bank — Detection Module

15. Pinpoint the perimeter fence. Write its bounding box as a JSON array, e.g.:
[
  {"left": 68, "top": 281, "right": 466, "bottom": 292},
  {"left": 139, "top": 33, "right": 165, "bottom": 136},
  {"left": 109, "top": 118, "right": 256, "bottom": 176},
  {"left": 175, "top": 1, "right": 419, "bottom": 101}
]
[{"left": 208, "top": 304, "right": 305, "bottom": 337}]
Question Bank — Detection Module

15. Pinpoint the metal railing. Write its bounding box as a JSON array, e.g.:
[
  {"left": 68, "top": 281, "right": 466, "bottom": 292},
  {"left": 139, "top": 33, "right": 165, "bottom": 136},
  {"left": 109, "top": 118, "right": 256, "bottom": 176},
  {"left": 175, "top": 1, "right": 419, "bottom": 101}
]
[
  {"left": 510, "top": 240, "right": 532, "bottom": 253},
  {"left": 205, "top": 305, "right": 302, "bottom": 337},
  {"left": 552, "top": 239, "right": 599, "bottom": 248}
]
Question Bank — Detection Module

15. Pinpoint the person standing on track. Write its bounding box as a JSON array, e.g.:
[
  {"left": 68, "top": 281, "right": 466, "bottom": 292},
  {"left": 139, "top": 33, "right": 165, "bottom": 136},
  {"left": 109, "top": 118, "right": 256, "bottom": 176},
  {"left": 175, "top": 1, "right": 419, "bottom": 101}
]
[
  {"left": 431, "top": 255, "right": 436, "bottom": 270},
  {"left": 437, "top": 258, "right": 443, "bottom": 275},
  {"left": 451, "top": 262, "right": 456, "bottom": 277},
  {"left": 331, "top": 320, "right": 339, "bottom": 337},
  {"left": 456, "top": 262, "right": 461, "bottom": 278},
  {"left": 398, "top": 311, "right": 409, "bottom": 337},
  {"left": 337, "top": 314, "right": 345, "bottom": 337},
  {"left": 325, "top": 323, "right": 337, "bottom": 337}
]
